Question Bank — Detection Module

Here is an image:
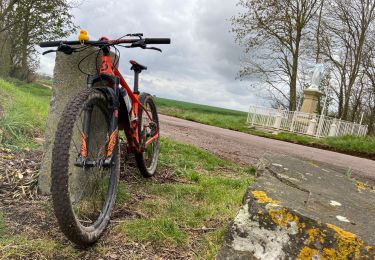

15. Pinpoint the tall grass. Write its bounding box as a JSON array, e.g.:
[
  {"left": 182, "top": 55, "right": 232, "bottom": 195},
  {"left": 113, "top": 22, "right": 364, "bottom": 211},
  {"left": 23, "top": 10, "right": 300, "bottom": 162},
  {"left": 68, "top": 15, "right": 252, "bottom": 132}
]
[{"left": 0, "top": 78, "right": 51, "bottom": 149}]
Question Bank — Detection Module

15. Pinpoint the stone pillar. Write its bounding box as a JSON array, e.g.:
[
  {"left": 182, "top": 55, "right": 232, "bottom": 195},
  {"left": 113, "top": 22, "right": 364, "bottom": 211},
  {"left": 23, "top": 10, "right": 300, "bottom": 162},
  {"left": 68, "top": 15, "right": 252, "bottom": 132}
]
[
  {"left": 306, "top": 118, "right": 317, "bottom": 135},
  {"left": 273, "top": 113, "right": 282, "bottom": 129},
  {"left": 300, "top": 89, "right": 324, "bottom": 114},
  {"left": 329, "top": 121, "right": 337, "bottom": 137},
  {"left": 38, "top": 47, "right": 117, "bottom": 194}
]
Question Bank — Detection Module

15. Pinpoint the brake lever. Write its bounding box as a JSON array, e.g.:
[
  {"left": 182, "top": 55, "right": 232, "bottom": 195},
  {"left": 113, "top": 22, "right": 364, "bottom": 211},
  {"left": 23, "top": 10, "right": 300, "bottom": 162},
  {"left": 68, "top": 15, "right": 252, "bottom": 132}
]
[
  {"left": 129, "top": 40, "right": 162, "bottom": 52},
  {"left": 144, "top": 47, "right": 162, "bottom": 52},
  {"left": 42, "top": 50, "right": 57, "bottom": 55},
  {"left": 126, "top": 33, "right": 143, "bottom": 39},
  {"left": 58, "top": 44, "right": 74, "bottom": 55},
  {"left": 42, "top": 44, "right": 75, "bottom": 55}
]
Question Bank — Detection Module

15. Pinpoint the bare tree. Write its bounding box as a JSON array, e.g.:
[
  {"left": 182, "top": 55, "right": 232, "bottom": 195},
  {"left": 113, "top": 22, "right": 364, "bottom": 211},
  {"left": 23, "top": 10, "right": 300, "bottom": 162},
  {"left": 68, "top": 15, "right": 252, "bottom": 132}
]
[
  {"left": 232, "top": 0, "right": 320, "bottom": 110},
  {"left": 361, "top": 37, "right": 375, "bottom": 134},
  {"left": 321, "top": 0, "right": 375, "bottom": 120}
]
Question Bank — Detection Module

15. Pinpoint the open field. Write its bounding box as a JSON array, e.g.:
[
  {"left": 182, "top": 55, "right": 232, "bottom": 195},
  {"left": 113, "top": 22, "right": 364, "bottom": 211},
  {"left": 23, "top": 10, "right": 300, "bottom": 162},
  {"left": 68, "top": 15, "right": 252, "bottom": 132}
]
[
  {"left": 156, "top": 97, "right": 375, "bottom": 159},
  {"left": 0, "top": 78, "right": 254, "bottom": 258},
  {"left": 156, "top": 98, "right": 249, "bottom": 132}
]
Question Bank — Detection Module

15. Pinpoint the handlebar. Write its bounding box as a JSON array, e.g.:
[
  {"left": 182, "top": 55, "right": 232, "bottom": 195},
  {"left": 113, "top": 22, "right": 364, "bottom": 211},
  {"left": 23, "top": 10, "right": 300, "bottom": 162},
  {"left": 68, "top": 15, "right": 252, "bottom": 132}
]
[
  {"left": 39, "top": 38, "right": 171, "bottom": 48},
  {"left": 144, "top": 38, "right": 171, "bottom": 45}
]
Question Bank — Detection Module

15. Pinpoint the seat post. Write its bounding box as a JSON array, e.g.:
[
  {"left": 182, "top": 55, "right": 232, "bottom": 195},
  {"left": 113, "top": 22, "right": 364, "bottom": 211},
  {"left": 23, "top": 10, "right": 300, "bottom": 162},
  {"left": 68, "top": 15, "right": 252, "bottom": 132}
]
[
  {"left": 133, "top": 70, "right": 140, "bottom": 94},
  {"left": 130, "top": 60, "right": 147, "bottom": 94}
]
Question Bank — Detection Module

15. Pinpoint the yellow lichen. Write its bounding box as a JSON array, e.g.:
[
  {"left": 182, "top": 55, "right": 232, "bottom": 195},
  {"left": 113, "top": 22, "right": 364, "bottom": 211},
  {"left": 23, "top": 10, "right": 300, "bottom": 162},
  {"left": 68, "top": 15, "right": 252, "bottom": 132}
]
[
  {"left": 306, "top": 228, "right": 326, "bottom": 244},
  {"left": 299, "top": 222, "right": 306, "bottom": 231},
  {"left": 268, "top": 208, "right": 299, "bottom": 228},
  {"left": 297, "top": 246, "right": 320, "bottom": 260},
  {"left": 356, "top": 181, "right": 367, "bottom": 191},
  {"left": 323, "top": 248, "right": 337, "bottom": 259},
  {"left": 307, "top": 228, "right": 318, "bottom": 243},
  {"left": 326, "top": 223, "right": 364, "bottom": 259},
  {"left": 356, "top": 181, "right": 374, "bottom": 192},
  {"left": 366, "top": 245, "right": 373, "bottom": 252},
  {"left": 251, "top": 190, "right": 280, "bottom": 204}
]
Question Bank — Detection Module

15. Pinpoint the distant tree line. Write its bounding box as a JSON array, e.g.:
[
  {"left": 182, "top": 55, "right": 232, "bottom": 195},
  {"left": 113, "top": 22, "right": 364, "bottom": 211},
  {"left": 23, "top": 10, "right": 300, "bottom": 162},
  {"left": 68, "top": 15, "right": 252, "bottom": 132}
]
[
  {"left": 0, "top": 0, "right": 76, "bottom": 82},
  {"left": 232, "top": 0, "right": 375, "bottom": 135}
]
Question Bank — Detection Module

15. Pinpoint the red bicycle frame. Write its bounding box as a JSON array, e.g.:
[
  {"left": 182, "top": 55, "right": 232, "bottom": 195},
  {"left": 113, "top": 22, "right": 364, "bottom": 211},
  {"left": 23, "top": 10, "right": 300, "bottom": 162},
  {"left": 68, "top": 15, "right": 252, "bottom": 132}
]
[{"left": 87, "top": 46, "right": 158, "bottom": 158}]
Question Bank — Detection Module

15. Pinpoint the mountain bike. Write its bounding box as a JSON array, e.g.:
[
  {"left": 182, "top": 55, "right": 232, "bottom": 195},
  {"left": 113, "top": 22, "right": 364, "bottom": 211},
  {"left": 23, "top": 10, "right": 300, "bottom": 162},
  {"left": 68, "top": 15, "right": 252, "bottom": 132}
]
[{"left": 39, "top": 34, "right": 170, "bottom": 246}]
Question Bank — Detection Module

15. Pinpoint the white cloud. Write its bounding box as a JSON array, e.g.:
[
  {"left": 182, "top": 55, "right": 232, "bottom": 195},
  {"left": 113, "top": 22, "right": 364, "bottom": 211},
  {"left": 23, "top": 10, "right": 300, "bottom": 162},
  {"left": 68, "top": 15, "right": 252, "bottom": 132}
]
[{"left": 37, "top": 0, "right": 265, "bottom": 111}]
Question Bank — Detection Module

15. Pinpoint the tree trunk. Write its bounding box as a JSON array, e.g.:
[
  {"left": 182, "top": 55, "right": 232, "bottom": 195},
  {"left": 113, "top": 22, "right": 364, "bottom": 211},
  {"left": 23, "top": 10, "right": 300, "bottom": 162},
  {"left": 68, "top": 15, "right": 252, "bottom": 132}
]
[
  {"left": 289, "top": 29, "right": 302, "bottom": 111},
  {"left": 20, "top": 9, "right": 30, "bottom": 80},
  {"left": 315, "top": 0, "right": 324, "bottom": 62},
  {"left": 368, "top": 109, "right": 375, "bottom": 135}
]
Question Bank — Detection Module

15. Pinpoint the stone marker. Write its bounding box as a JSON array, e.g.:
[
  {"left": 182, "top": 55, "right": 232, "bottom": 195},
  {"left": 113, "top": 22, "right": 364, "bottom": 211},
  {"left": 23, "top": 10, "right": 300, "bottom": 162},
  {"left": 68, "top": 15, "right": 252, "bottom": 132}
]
[
  {"left": 38, "top": 47, "right": 117, "bottom": 194},
  {"left": 300, "top": 88, "right": 324, "bottom": 114},
  {"left": 217, "top": 154, "right": 375, "bottom": 259},
  {"left": 300, "top": 64, "right": 325, "bottom": 114}
]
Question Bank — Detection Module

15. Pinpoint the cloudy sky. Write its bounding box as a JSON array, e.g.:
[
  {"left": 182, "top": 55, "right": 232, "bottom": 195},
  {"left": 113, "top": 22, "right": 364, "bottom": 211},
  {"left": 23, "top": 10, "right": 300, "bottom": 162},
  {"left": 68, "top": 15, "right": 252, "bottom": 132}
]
[{"left": 38, "top": 0, "right": 267, "bottom": 111}]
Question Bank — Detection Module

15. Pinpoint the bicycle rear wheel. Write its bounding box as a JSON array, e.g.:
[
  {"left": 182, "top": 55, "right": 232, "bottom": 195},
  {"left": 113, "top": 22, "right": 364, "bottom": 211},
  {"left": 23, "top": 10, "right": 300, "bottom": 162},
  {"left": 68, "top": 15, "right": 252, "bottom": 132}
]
[
  {"left": 135, "top": 93, "right": 160, "bottom": 177},
  {"left": 51, "top": 88, "right": 119, "bottom": 246}
]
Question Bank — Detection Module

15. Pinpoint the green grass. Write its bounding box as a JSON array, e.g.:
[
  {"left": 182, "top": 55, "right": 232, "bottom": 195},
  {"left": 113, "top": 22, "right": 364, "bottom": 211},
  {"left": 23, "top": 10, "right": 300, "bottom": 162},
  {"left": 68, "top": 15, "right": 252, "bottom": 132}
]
[
  {"left": 0, "top": 137, "right": 253, "bottom": 258},
  {"left": 0, "top": 211, "right": 78, "bottom": 259},
  {"left": 117, "top": 138, "right": 254, "bottom": 258},
  {"left": 0, "top": 78, "right": 51, "bottom": 150},
  {"left": 156, "top": 97, "right": 250, "bottom": 132},
  {"left": 155, "top": 97, "right": 375, "bottom": 157},
  {"left": 323, "top": 135, "right": 375, "bottom": 155},
  {"left": 0, "top": 236, "right": 79, "bottom": 259}
]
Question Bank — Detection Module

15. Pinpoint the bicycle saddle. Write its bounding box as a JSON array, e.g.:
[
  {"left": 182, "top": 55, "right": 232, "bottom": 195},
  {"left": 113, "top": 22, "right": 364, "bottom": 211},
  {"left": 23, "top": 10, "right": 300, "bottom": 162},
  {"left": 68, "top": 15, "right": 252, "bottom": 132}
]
[{"left": 130, "top": 60, "right": 147, "bottom": 72}]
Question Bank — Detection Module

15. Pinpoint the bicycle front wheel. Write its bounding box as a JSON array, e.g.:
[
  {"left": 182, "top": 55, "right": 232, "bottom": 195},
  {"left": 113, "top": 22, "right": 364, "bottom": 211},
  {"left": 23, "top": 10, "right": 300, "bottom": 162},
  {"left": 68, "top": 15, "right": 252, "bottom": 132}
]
[{"left": 51, "top": 88, "right": 120, "bottom": 246}]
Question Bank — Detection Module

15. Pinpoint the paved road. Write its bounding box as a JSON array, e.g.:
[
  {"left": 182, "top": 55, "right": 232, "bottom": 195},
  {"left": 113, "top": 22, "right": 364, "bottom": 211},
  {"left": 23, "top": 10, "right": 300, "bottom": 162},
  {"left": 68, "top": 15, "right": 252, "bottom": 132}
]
[{"left": 159, "top": 114, "right": 375, "bottom": 182}]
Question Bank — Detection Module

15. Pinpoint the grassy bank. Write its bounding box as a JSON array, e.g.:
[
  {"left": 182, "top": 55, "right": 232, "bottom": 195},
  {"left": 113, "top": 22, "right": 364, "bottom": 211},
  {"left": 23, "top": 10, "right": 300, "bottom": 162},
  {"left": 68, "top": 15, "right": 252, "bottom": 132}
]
[
  {"left": 156, "top": 97, "right": 375, "bottom": 159},
  {"left": 0, "top": 78, "right": 51, "bottom": 150}
]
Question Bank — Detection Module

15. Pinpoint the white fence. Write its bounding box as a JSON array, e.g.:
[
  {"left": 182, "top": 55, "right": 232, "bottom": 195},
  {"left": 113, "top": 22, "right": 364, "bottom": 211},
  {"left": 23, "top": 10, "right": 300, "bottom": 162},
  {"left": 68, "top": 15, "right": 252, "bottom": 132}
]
[{"left": 247, "top": 106, "right": 368, "bottom": 138}]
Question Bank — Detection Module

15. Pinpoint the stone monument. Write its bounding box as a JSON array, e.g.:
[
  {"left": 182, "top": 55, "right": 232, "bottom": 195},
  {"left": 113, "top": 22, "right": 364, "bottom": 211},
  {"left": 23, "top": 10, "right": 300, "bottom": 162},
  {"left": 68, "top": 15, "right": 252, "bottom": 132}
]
[
  {"left": 38, "top": 47, "right": 117, "bottom": 194},
  {"left": 300, "top": 64, "right": 325, "bottom": 114}
]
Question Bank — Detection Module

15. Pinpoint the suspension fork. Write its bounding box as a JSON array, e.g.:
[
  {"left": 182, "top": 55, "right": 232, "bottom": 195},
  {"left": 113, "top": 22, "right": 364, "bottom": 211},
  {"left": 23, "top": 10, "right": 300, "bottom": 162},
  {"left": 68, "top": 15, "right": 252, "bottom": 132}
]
[
  {"left": 75, "top": 105, "right": 94, "bottom": 167},
  {"left": 103, "top": 88, "right": 120, "bottom": 166},
  {"left": 75, "top": 87, "right": 120, "bottom": 168},
  {"left": 106, "top": 108, "right": 119, "bottom": 157}
]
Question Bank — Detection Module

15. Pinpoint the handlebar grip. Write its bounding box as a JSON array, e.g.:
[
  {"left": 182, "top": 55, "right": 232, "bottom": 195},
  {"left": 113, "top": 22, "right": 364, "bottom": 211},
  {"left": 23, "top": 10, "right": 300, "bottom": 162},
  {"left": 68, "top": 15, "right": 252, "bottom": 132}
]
[
  {"left": 39, "top": 41, "right": 63, "bottom": 48},
  {"left": 144, "top": 38, "right": 171, "bottom": 44},
  {"left": 39, "top": 41, "right": 85, "bottom": 47}
]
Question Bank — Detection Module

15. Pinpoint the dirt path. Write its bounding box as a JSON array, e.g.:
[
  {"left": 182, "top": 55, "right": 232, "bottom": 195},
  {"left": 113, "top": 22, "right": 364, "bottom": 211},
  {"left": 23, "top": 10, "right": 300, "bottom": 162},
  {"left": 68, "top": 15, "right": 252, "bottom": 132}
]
[{"left": 159, "top": 114, "right": 375, "bottom": 182}]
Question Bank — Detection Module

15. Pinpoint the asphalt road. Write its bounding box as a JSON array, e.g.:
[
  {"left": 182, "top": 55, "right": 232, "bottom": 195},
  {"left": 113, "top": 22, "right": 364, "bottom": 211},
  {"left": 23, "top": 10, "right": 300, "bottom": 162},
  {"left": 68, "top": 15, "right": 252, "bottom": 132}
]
[{"left": 159, "top": 114, "right": 375, "bottom": 182}]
